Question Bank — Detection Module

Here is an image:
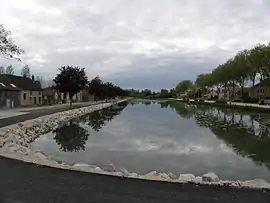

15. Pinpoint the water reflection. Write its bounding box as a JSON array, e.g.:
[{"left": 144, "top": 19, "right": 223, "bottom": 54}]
[
  {"left": 54, "top": 102, "right": 128, "bottom": 152},
  {"left": 54, "top": 120, "right": 89, "bottom": 152},
  {"left": 81, "top": 101, "right": 128, "bottom": 132},
  {"left": 169, "top": 102, "right": 270, "bottom": 170}
]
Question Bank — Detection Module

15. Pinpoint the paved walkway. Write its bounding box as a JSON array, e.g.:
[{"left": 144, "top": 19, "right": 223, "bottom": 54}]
[
  {"left": 0, "top": 156, "right": 268, "bottom": 203},
  {"left": 0, "top": 102, "right": 97, "bottom": 128}
]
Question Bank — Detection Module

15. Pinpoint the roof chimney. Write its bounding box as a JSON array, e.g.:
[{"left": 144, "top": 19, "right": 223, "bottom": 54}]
[{"left": 31, "top": 75, "right": 35, "bottom": 81}]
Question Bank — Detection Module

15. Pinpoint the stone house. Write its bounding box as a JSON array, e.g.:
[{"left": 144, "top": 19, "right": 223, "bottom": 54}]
[
  {"left": 218, "top": 86, "right": 241, "bottom": 101},
  {"left": 249, "top": 79, "right": 270, "bottom": 100},
  {"left": 0, "top": 79, "right": 21, "bottom": 108},
  {"left": 206, "top": 90, "right": 218, "bottom": 100},
  {"left": 42, "top": 87, "right": 85, "bottom": 105},
  {"left": 0, "top": 74, "right": 42, "bottom": 107}
]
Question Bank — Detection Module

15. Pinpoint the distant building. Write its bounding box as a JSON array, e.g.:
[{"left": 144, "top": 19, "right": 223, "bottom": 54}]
[
  {"left": 249, "top": 79, "right": 270, "bottom": 100},
  {"left": 42, "top": 87, "right": 86, "bottom": 105},
  {"left": 0, "top": 74, "right": 42, "bottom": 108},
  {"left": 218, "top": 86, "right": 241, "bottom": 101},
  {"left": 206, "top": 89, "right": 218, "bottom": 100}
]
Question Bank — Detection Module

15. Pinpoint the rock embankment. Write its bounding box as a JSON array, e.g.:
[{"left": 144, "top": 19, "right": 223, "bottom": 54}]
[
  {"left": 0, "top": 98, "right": 269, "bottom": 189},
  {"left": 0, "top": 100, "right": 126, "bottom": 164}
]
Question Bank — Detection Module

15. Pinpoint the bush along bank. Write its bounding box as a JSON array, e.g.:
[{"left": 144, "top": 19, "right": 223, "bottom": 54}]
[{"left": 0, "top": 99, "right": 269, "bottom": 189}]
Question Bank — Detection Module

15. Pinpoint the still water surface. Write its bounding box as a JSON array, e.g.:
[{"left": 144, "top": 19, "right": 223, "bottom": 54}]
[{"left": 32, "top": 100, "right": 270, "bottom": 181}]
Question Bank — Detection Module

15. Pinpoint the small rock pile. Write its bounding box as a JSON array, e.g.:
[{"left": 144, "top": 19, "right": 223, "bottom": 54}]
[{"left": 68, "top": 163, "right": 270, "bottom": 189}]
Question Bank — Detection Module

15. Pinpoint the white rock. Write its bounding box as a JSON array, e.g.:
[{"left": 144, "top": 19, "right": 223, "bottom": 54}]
[
  {"left": 4, "top": 143, "right": 21, "bottom": 152},
  {"left": 91, "top": 166, "right": 104, "bottom": 173},
  {"left": 3, "top": 135, "right": 19, "bottom": 144},
  {"left": 194, "top": 176, "right": 203, "bottom": 182},
  {"left": 110, "top": 171, "right": 124, "bottom": 177},
  {"left": 32, "top": 152, "right": 48, "bottom": 160},
  {"left": 202, "top": 172, "right": 219, "bottom": 182},
  {"left": 168, "top": 173, "right": 178, "bottom": 180},
  {"left": 179, "top": 174, "right": 195, "bottom": 182},
  {"left": 17, "top": 146, "right": 31, "bottom": 155},
  {"left": 120, "top": 168, "right": 136, "bottom": 178},
  {"left": 104, "top": 163, "right": 117, "bottom": 172},
  {"left": 73, "top": 163, "right": 91, "bottom": 171},
  {"left": 128, "top": 172, "right": 139, "bottom": 178},
  {"left": 142, "top": 171, "right": 163, "bottom": 181},
  {"left": 241, "top": 179, "right": 270, "bottom": 189},
  {"left": 159, "top": 172, "right": 171, "bottom": 180}
]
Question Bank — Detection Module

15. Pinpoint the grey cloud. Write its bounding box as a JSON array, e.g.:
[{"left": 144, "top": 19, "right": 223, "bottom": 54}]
[{"left": 1, "top": 0, "right": 270, "bottom": 89}]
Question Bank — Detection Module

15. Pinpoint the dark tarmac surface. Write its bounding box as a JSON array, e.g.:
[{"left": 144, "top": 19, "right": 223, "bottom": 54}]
[{"left": 0, "top": 157, "right": 269, "bottom": 203}]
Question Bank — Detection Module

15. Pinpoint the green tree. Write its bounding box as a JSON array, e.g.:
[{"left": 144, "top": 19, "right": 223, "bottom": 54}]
[
  {"left": 176, "top": 80, "right": 193, "bottom": 94},
  {"left": 0, "top": 24, "right": 24, "bottom": 59},
  {"left": 21, "top": 65, "right": 30, "bottom": 77},
  {"left": 53, "top": 66, "right": 88, "bottom": 107},
  {"left": 5, "top": 65, "right": 14, "bottom": 75},
  {"left": 0, "top": 66, "right": 5, "bottom": 74},
  {"left": 159, "top": 89, "right": 170, "bottom": 98}
]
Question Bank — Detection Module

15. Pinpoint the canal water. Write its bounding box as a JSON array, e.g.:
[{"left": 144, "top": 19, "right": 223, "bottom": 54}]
[{"left": 32, "top": 100, "right": 270, "bottom": 181}]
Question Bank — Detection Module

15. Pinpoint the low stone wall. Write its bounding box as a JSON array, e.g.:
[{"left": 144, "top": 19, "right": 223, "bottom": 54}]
[{"left": 0, "top": 98, "right": 269, "bottom": 189}]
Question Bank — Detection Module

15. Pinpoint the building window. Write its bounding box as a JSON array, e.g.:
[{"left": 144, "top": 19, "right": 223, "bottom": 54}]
[
  {"left": 30, "top": 91, "right": 32, "bottom": 95},
  {"left": 0, "top": 82, "right": 6, "bottom": 87},
  {"left": 39, "top": 97, "right": 41, "bottom": 104},
  {"left": 23, "top": 93, "right": 26, "bottom": 100},
  {"left": 39, "top": 91, "right": 41, "bottom": 95}
]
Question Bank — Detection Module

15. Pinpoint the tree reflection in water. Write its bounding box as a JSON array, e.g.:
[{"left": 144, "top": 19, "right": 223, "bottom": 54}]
[
  {"left": 54, "top": 102, "right": 128, "bottom": 152},
  {"left": 53, "top": 120, "right": 89, "bottom": 152},
  {"left": 82, "top": 101, "right": 128, "bottom": 132},
  {"left": 170, "top": 102, "right": 270, "bottom": 170}
]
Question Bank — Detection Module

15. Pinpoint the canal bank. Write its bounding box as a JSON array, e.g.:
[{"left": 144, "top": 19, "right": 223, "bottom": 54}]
[{"left": 172, "top": 98, "right": 270, "bottom": 112}]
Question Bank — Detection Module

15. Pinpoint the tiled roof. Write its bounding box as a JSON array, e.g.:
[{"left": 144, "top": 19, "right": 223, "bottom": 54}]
[{"left": 0, "top": 74, "right": 42, "bottom": 91}]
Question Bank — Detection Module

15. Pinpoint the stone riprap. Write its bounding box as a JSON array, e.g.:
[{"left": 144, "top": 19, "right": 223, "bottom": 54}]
[{"left": 0, "top": 98, "right": 269, "bottom": 190}]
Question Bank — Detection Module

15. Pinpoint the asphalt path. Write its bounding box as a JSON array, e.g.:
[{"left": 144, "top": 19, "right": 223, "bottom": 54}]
[
  {"left": 0, "top": 156, "right": 269, "bottom": 203},
  {"left": 0, "top": 103, "right": 91, "bottom": 128}
]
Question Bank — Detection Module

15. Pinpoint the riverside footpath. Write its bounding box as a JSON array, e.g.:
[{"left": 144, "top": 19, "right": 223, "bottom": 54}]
[
  {"left": 0, "top": 100, "right": 269, "bottom": 202},
  {"left": 0, "top": 101, "right": 107, "bottom": 128}
]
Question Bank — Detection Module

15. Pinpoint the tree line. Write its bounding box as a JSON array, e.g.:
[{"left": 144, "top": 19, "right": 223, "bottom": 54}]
[
  {"left": 127, "top": 88, "right": 176, "bottom": 99},
  {"left": 53, "top": 66, "right": 128, "bottom": 106},
  {"left": 176, "top": 43, "right": 270, "bottom": 100}
]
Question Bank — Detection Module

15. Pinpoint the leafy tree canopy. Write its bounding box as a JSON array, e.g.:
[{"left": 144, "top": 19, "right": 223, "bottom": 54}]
[
  {"left": 5, "top": 65, "right": 14, "bottom": 75},
  {"left": 53, "top": 66, "right": 88, "bottom": 106},
  {"left": 0, "top": 24, "right": 24, "bottom": 59},
  {"left": 176, "top": 80, "right": 193, "bottom": 93}
]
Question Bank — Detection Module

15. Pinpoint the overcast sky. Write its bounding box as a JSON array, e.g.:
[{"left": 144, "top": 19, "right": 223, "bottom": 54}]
[{"left": 1, "top": 0, "right": 270, "bottom": 90}]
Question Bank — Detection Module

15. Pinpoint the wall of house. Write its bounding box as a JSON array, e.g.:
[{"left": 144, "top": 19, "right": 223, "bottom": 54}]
[
  {"left": 20, "top": 90, "right": 43, "bottom": 106},
  {"left": 0, "top": 90, "right": 20, "bottom": 108},
  {"left": 249, "top": 87, "right": 270, "bottom": 100},
  {"left": 66, "top": 91, "right": 83, "bottom": 102},
  {"left": 43, "top": 90, "right": 84, "bottom": 105}
]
